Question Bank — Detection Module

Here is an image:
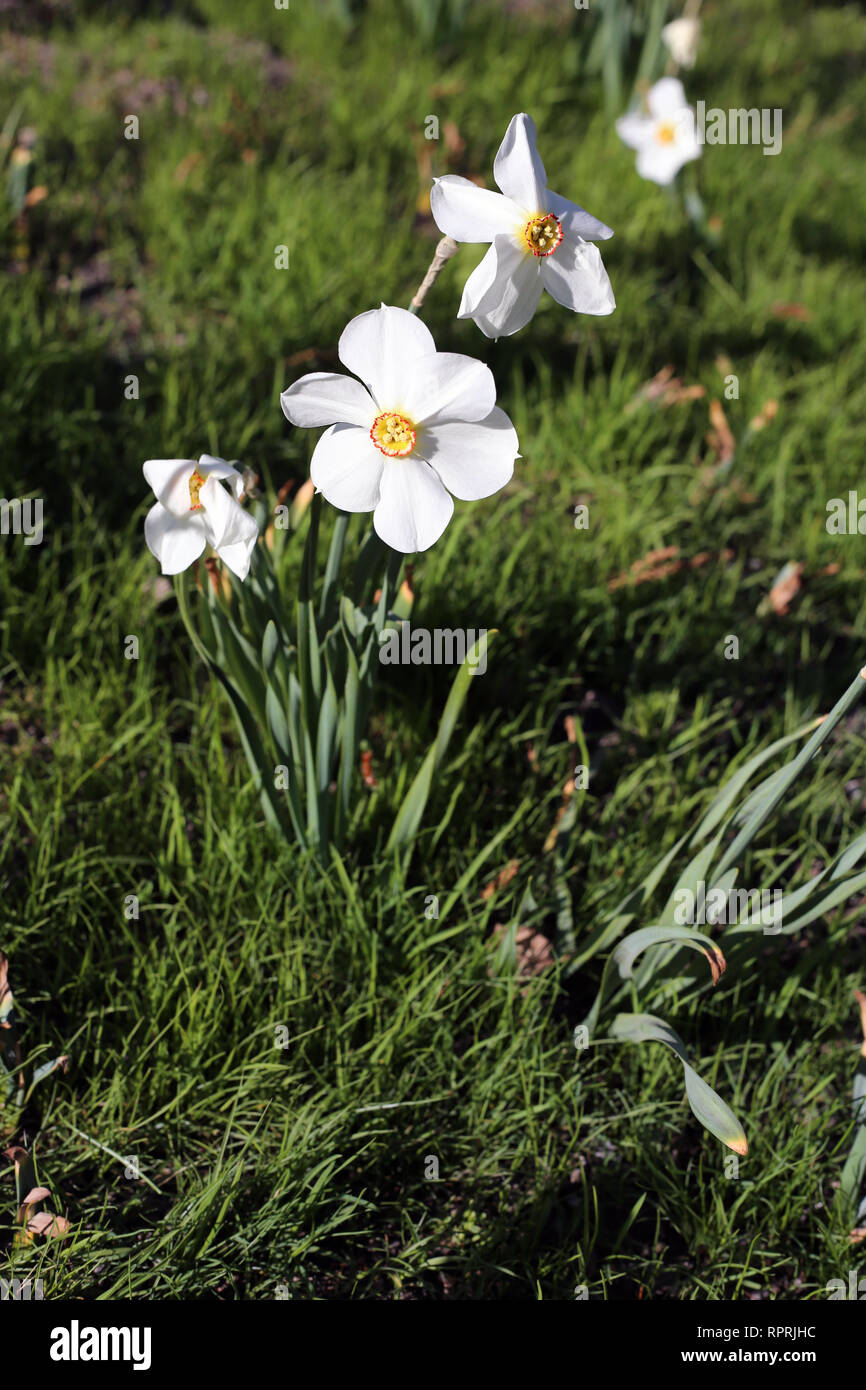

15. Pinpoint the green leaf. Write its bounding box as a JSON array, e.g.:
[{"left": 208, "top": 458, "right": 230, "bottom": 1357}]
[
  {"left": 583, "top": 925, "right": 725, "bottom": 1040},
  {"left": 690, "top": 720, "right": 819, "bottom": 847},
  {"left": 608, "top": 1012, "right": 748, "bottom": 1155},
  {"left": 713, "top": 668, "right": 866, "bottom": 881},
  {"left": 316, "top": 666, "right": 339, "bottom": 795},
  {"left": 262, "top": 619, "right": 279, "bottom": 674},
  {"left": 658, "top": 832, "right": 724, "bottom": 926},
  {"left": 752, "top": 867, "right": 866, "bottom": 937},
  {"left": 612, "top": 927, "right": 726, "bottom": 984},
  {"left": 386, "top": 630, "right": 494, "bottom": 855},
  {"left": 208, "top": 661, "right": 291, "bottom": 839},
  {"left": 840, "top": 1115, "right": 866, "bottom": 1210}
]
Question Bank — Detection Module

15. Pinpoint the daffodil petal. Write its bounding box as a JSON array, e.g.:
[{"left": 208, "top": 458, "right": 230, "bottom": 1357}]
[
  {"left": 421, "top": 407, "right": 518, "bottom": 501},
  {"left": 200, "top": 475, "right": 258, "bottom": 555},
  {"left": 648, "top": 76, "right": 689, "bottom": 119},
  {"left": 402, "top": 352, "right": 496, "bottom": 425},
  {"left": 338, "top": 304, "right": 435, "bottom": 410},
  {"left": 203, "top": 478, "right": 259, "bottom": 580},
  {"left": 374, "top": 457, "right": 454, "bottom": 553},
  {"left": 309, "top": 423, "right": 384, "bottom": 512},
  {"left": 636, "top": 137, "right": 698, "bottom": 185},
  {"left": 430, "top": 175, "right": 523, "bottom": 243},
  {"left": 456, "top": 243, "right": 500, "bottom": 316},
  {"left": 144, "top": 501, "right": 207, "bottom": 575},
  {"left": 143, "top": 460, "right": 197, "bottom": 517},
  {"left": 198, "top": 455, "right": 244, "bottom": 498},
  {"left": 493, "top": 113, "right": 546, "bottom": 213},
  {"left": 541, "top": 237, "right": 615, "bottom": 316},
  {"left": 615, "top": 112, "right": 652, "bottom": 151},
  {"left": 280, "top": 372, "right": 376, "bottom": 429},
  {"left": 460, "top": 234, "right": 543, "bottom": 339},
  {"left": 546, "top": 189, "right": 614, "bottom": 242}
]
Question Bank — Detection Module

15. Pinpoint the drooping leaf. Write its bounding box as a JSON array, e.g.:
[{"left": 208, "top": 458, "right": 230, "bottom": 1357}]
[
  {"left": 583, "top": 926, "right": 725, "bottom": 1040},
  {"left": 608, "top": 1012, "right": 748, "bottom": 1155}
]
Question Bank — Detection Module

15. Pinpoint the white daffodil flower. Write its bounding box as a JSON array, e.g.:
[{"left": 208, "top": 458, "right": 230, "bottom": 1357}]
[
  {"left": 662, "top": 16, "right": 701, "bottom": 69},
  {"left": 429, "top": 112, "right": 614, "bottom": 339},
  {"left": 616, "top": 78, "right": 701, "bottom": 186},
  {"left": 143, "top": 454, "right": 259, "bottom": 579},
  {"left": 280, "top": 304, "right": 519, "bottom": 553}
]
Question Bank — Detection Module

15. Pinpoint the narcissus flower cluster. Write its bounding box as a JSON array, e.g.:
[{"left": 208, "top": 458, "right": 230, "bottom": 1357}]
[{"left": 143, "top": 111, "right": 616, "bottom": 569}]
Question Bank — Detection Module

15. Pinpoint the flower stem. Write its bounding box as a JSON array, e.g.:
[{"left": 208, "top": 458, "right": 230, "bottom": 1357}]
[
  {"left": 407, "top": 235, "right": 459, "bottom": 316},
  {"left": 174, "top": 568, "right": 212, "bottom": 668}
]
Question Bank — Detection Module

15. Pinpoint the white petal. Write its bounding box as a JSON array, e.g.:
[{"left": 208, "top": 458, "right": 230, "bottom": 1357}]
[
  {"left": 420, "top": 407, "right": 518, "bottom": 501},
  {"left": 635, "top": 139, "right": 698, "bottom": 185},
  {"left": 616, "top": 112, "right": 652, "bottom": 151},
  {"left": 659, "top": 107, "right": 698, "bottom": 146},
  {"left": 338, "top": 304, "right": 435, "bottom": 410},
  {"left": 280, "top": 372, "right": 376, "bottom": 429},
  {"left": 669, "top": 110, "right": 700, "bottom": 158},
  {"left": 309, "top": 423, "right": 383, "bottom": 512},
  {"left": 430, "top": 175, "right": 523, "bottom": 243},
  {"left": 144, "top": 501, "right": 207, "bottom": 575},
  {"left": 200, "top": 475, "right": 257, "bottom": 550},
  {"left": 208, "top": 487, "right": 260, "bottom": 581},
  {"left": 648, "top": 77, "right": 689, "bottom": 119},
  {"left": 401, "top": 352, "right": 496, "bottom": 425},
  {"left": 217, "top": 540, "right": 254, "bottom": 580},
  {"left": 374, "top": 457, "right": 454, "bottom": 553},
  {"left": 143, "top": 460, "right": 196, "bottom": 516},
  {"left": 493, "top": 113, "right": 546, "bottom": 213},
  {"left": 541, "top": 237, "right": 615, "bottom": 316},
  {"left": 546, "top": 189, "right": 614, "bottom": 242},
  {"left": 198, "top": 455, "right": 245, "bottom": 499},
  {"left": 459, "top": 234, "right": 543, "bottom": 339},
  {"left": 202, "top": 476, "right": 259, "bottom": 580},
  {"left": 457, "top": 243, "right": 501, "bottom": 315}
]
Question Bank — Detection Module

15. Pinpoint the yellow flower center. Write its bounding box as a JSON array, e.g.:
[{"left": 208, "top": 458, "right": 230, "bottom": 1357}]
[
  {"left": 370, "top": 411, "right": 416, "bottom": 458},
  {"left": 522, "top": 212, "right": 562, "bottom": 258},
  {"left": 188, "top": 468, "right": 206, "bottom": 510},
  {"left": 655, "top": 121, "right": 677, "bottom": 145}
]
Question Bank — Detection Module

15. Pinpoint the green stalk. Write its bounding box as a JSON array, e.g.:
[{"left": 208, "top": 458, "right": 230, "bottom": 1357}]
[
  {"left": 318, "top": 510, "right": 350, "bottom": 626},
  {"left": 296, "top": 493, "right": 322, "bottom": 733}
]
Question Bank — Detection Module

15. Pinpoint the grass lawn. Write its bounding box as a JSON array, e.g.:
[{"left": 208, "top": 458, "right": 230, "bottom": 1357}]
[{"left": 2, "top": 0, "right": 866, "bottom": 1299}]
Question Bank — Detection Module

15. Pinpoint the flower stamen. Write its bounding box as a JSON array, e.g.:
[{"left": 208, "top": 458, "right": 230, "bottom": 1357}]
[
  {"left": 188, "top": 468, "right": 206, "bottom": 510},
  {"left": 522, "top": 212, "right": 563, "bottom": 258},
  {"left": 370, "top": 410, "right": 417, "bottom": 458},
  {"left": 655, "top": 121, "right": 677, "bottom": 145}
]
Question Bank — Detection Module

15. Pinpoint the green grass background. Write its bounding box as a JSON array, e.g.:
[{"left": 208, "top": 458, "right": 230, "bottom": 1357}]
[{"left": 1, "top": 0, "right": 866, "bottom": 1298}]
